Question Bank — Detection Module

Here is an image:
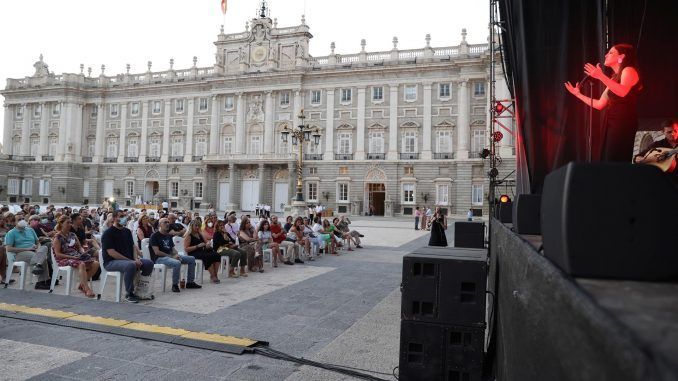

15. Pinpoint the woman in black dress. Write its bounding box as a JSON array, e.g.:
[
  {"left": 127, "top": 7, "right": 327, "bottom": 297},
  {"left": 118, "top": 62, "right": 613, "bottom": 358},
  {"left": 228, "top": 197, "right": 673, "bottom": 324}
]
[
  {"left": 183, "top": 220, "right": 222, "bottom": 283},
  {"left": 565, "top": 43, "right": 641, "bottom": 162},
  {"left": 428, "top": 207, "right": 448, "bottom": 247}
]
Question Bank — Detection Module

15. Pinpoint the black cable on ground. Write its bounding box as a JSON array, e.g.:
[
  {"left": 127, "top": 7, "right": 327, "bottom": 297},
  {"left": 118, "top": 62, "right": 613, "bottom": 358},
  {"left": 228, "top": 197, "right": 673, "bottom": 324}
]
[{"left": 253, "top": 346, "right": 394, "bottom": 381}]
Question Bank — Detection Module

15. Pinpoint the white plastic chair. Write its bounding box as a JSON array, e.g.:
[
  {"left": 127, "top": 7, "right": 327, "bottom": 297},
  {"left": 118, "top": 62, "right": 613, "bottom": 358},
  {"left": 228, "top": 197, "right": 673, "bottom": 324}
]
[
  {"left": 49, "top": 248, "right": 75, "bottom": 295},
  {"left": 4, "top": 253, "right": 27, "bottom": 290},
  {"left": 141, "top": 238, "right": 167, "bottom": 292},
  {"left": 172, "top": 236, "right": 204, "bottom": 284},
  {"left": 98, "top": 249, "right": 122, "bottom": 303}
]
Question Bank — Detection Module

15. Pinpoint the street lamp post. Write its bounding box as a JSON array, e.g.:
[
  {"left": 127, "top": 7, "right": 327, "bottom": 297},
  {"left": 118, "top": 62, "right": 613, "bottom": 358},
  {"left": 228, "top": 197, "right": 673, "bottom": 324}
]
[{"left": 280, "top": 109, "right": 321, "bottom": 213}]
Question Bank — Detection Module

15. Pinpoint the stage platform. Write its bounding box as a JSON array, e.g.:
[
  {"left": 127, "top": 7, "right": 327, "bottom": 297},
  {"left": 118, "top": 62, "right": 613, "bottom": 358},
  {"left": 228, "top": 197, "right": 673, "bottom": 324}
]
[{"left": 490, "top": 219, "right": 678, "bottom": 381}]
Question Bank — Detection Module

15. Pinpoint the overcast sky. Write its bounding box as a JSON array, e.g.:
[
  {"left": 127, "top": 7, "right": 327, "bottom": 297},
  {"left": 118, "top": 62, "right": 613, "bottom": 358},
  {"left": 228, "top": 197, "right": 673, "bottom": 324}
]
[{"left": 0, "top": 0, "right": 488, "bottom": 147}]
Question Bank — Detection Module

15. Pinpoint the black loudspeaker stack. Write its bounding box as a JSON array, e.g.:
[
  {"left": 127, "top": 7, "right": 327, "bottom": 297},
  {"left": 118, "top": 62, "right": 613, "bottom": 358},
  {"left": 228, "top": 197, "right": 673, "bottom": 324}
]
[
  {"left": 454, "top": 222, "right": 485, "bottom": 249},
  {"left": 399, "top": 246, "right": 488, "bottom": 381}
]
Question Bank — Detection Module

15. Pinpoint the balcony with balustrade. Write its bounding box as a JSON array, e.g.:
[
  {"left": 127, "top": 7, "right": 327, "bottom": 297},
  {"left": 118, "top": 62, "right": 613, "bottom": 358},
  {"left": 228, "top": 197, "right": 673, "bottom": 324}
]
[
  {"left": 366, "top": 153, "right": 385, "bottom": 160},
  {"left": 146, "top": 157, "right": 161, "bottom": 162},
  {"left": 304, "top": 154, "right": 323, "bottom": 160},
  {"left": 124, "top": 157, "right": 139, "bottom": 162},
  {"left": 434, "top": 152, "right": 454, "bottom": 160},
  {"left": 103, "top": 157, "right": 116, "bottom": 163},
  {"left": 334, "top": 154, "right": 354, "bottom": 160},
  {"left": 80, "top": 156, "right": 91, "bottom": 162},
  {"left": 169, "top": 156, "right": 184, "bottom": 162},
  {"left": 399, "top": 153, "right": 420, "bottom": 160}
]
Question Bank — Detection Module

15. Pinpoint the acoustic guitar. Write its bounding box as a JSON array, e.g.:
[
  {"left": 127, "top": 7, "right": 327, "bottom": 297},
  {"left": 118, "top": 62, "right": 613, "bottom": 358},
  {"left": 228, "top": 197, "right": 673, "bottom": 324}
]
[{"left": 636, "top": 147, "right": 678, "bottom": 173}]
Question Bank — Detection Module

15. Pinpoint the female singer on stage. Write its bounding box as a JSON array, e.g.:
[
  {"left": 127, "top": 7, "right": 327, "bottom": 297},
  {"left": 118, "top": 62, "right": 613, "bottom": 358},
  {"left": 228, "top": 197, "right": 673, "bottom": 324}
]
[{"left": 564, "top": 44, "right": 642, "bottom": 162}]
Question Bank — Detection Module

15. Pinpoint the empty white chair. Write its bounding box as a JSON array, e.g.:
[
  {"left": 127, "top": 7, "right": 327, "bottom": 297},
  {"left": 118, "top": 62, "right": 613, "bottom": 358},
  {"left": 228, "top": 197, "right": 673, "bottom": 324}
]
[
  {"left": 4, "top": 253, "right": 27, "bottom": 290},
  {"left": 141, "top": 238, "right": 167, "bottom": 292},
  {"left": 97, "top": 249, "right": 122, "bottom": 303}
]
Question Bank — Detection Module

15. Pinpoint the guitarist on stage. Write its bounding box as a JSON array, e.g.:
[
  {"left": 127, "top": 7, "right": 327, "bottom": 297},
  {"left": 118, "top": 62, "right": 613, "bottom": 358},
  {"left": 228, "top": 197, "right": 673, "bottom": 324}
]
[{"left": 634, "top": 120, "right": 678, "bottom": 172}]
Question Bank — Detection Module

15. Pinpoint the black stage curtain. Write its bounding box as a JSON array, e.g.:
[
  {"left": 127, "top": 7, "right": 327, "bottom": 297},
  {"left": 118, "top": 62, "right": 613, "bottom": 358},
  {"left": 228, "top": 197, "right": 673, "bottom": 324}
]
[
  {"left": 499, "top": 0, "right": 606, "bottom": 192},
  {"left": 608, "top": 0, "right": 678, "bottom": 128}
]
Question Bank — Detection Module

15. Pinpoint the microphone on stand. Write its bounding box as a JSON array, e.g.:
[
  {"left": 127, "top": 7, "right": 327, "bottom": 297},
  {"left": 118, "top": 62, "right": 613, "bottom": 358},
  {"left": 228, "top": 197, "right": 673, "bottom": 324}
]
[{"left": 577, "top": 74, "right": 592, "bottom": 88}]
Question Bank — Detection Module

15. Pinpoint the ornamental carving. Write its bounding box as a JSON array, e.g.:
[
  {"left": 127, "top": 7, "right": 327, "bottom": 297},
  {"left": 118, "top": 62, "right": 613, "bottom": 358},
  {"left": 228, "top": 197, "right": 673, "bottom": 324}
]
[
  {"left": 364, "top": 166, "right": 387, "bottom": 182},
  {"left": 247, "top": 96, "right": 264, "bottom": 122}
]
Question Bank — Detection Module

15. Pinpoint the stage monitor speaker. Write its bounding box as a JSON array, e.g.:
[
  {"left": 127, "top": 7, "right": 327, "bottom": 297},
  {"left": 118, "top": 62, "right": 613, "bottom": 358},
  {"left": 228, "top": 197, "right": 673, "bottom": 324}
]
[
  {"left": 454, "top": 222, "right": 485, "bottom": 248},
  {"left": 498, "top": 201, "right": 513, "bottom": 223},
  {"left": 401, "top": 247, "right": 488, "bottom": 326},
  {"left": 541, "top": 162, "right": 678, "bottom": 281},
  {"left": 513, "top": 194, "right": 542, "bottom": 235},
  {"left": 399, "top": 320, "right": 484, "bottom": 381}
]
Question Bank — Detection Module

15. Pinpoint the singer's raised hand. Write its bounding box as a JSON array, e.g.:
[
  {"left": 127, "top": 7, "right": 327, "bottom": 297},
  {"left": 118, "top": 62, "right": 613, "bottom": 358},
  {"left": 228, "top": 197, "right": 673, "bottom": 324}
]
[
  {"left": 564, "top": 81, "right": 580, "bottom": 96},
  {"left": 584, "top": 63, "right": 604, "bottom": 80}
]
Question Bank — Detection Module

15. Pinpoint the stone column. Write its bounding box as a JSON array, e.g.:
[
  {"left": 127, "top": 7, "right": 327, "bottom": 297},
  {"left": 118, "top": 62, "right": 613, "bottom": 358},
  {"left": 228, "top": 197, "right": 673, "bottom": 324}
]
[
  {"left": 161, "top": 99, "right": 171, "bottom": 162},
  {"left": 56, "top": 102, "right": 68, "bottom": 161},
  {"left": 2, "top": 104, "right": 12, "bottom": 155},
  {"left": 263, "top": 91, "right": 274, "bottom": 155},
  {"left": 235, "top": 93, "right": 245, "bottom": 154},
  {"left": 139, "top": 101, "right": 149, "bottom": 161},
  {"left": 388, "top": 84, "right": 399, "bottom": 160},
  {"left": 287, "top": 161, "right": 296, "bottom": 204},
  {"left": 117, "top": 102, "right": 128, "bottom": 162},
  {"left": 94, "top": 101, "right": 105, "bottom": 163},
  {"left": 457, "top": 79, "right": 470, "bottom": 159},
  {"left": 293, "top": 90, "right": 301, "bottom": 129},
  {"left": 20, "top": 103, "right": 31, "bottom": 156},
  {"left": 38, "top": 102, "right": 49, "bottom": 159},
  {"left": 356, "top": 87, "right": 366, "bottom": 160},
  {"left": 73, "top": 103, "right": 84, "bottom": 161},
  {"left": 184, "top": 98, "right": 195, "bottom": 161},
  {"left": 228, "top": 164, "right": 236, "bottom": 209},
  {"left": 209, "top": 95, "right": 220, "bottom": 156},
  {"left": 422, "top": 83, "right": 433, "bottom": 160},
  {"left": 258, "top": 163, "right": 265, "bottom": 204},
  {"left": 324, "top": 88, "right": 335, "bottom": 161}
]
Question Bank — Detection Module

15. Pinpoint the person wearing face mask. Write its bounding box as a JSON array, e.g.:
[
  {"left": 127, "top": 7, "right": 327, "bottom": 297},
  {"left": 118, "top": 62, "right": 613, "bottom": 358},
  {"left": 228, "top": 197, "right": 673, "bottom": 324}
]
[
  {"left": 183, "top": 220, "right": 221, "bottom": 283},
  {"left": 201, "top": 215, "right": 217, "bottom": 242},
  {"left": 4, "top": 217, "right": 51, "bottom": 289},
  {"left": 101, "top": 210, "right": 154, "bottom": 303}
]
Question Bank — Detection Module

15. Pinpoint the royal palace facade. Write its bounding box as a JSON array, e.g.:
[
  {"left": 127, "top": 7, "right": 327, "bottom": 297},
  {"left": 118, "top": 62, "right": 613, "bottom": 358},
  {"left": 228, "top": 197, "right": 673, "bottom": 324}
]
[{"left": 0, "top": 13, "right": 515, "bottom": 216}]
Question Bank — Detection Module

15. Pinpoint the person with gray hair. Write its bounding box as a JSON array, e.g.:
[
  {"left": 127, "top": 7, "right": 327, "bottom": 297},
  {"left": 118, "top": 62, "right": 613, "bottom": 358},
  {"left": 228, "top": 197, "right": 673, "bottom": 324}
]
[{"left": 4, "top": 215, "right": 51, "bottom": 289}]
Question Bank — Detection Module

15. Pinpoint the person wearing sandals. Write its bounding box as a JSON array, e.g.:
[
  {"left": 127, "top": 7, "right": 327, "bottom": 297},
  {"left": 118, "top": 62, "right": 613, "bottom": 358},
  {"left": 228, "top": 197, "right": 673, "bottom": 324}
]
[
  {"left": 256, "top": 220, "right": 280, "bottom": 268},
  {"left": 270, "top": 215, "right": 296, "bottom": 265},
  {"left": 289, "top": 217, "right": 310, "bottom": 262},
  {"left": 312, "top": 216, "right": 332, "bottom": 254},
  {"left": 321, "top": 219, "right": 338, "bottom": 254},
  {"left": 332, "top": 217, "right": 354, "bottom": 252},
  {"left": 52, "top": 216, "right": 100, "bottom": 297},
  {"left": 213, "top": 220, "right": 248, "bottom": 278},
  {"left": 239, "top": 217, "right": 262, "bottom": 272},
  {"left": 183, "top": 220, "right": 222, "bottom": 283}
]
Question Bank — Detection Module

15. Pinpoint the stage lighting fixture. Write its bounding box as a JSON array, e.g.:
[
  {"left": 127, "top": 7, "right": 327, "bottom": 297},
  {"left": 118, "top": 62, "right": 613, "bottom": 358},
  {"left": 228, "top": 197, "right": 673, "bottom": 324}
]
[
  {"left": 480, "top": 148, "right": 491, "bottom": 159},
  {"left": 494, "top": 101, "right": 506, "bottom": 115},
  {"left": 500, "top": 194, "right": 511, "bottom": 203},
  {"left": 493, "top": 131, "right": 504, "bottom": 142},
  {"left": 488, "top": 168, "right": 499, "bottom": 178}
]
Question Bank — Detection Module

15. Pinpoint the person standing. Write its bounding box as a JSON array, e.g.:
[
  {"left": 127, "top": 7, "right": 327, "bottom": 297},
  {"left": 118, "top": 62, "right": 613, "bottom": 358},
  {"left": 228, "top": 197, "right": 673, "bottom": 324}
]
[
  {"left": 467, "top": 208, "right": 474, "bottom": 221},
  {"left": 428, "top": 207, "right": 448, "bottom": 247},
  {"left": 414, "top": 207, "right": 421, "bottom": 231}
]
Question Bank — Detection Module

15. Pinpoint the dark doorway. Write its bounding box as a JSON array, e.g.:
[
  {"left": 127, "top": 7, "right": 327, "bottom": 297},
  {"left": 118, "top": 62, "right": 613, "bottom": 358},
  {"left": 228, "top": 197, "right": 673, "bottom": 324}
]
[{"left": 368, "top": 183, "right": 385, "bottom": 216}]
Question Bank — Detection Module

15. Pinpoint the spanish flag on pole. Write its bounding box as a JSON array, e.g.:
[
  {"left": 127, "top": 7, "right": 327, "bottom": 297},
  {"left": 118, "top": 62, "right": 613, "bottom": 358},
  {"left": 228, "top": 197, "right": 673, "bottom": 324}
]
[{"left": 221, "top": 0, "right": 227, "bottom": 14}]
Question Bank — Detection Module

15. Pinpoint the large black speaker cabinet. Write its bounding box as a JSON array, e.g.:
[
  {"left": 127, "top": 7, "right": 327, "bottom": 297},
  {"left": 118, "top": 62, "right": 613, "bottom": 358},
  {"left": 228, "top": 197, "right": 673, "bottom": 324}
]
[
  {"left": 512, "top": 194, "right": 542, "bottom": 235},
  {"left": 399, "top": 320, "right": 484, "bottom": 381},
  {"left": 454, "top": 222, "right": 485, "bottom": 248},
  {"left": 541, "top": 162, "right": 678, "bottom": 280},
  {"left": 402, "top": 247, "right": 488, "bottom": 326}
]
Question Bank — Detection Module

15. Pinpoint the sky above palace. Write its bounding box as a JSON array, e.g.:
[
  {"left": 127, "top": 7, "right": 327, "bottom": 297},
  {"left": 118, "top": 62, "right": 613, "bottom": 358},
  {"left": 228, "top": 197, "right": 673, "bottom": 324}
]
[{"left": 0, "top": 0, "right": 488, "bottom": 146}]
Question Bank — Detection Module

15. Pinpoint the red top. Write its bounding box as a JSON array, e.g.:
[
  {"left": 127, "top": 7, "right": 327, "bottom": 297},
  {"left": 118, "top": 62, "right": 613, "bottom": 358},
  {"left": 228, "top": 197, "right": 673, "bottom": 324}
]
[{"left": 270, "top": 223, "right": 285, "bottom": 244}]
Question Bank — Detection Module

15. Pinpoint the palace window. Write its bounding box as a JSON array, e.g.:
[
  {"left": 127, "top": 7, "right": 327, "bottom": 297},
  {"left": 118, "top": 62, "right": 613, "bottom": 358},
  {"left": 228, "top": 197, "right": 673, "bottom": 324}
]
[
  {"left": 106, "top": 138, "right": 117, "bottom": 158},
  {"left": 152, "top": 101, "right": 161, "bottom": 115},
  {"left": 472, "top": 130, "right": 486, "bottom": 155},
  {"left": 310, "top": 90, "right": 321, "bottom": 105},
  {"left": 224, "top": 96, "right": 234, "bottom": 110},
  {"left": 403, "top": 131, "right": 417, "bottom": 153},
  {"left": 30, "top": 138, "right": 39, "bottom": 156},
  {"left": 199, "top": 97, "right": 208, "bottom": 111},
  {"left": 171, "top": 136, "right": 183, "bottom": 156},
  {"left": 34, "top": 105, "right": 42, "bottom": 117},
  {"left": 369, "top": 131, "right": 384, "bottom": 154},
  {"left": 195, "top": 136, "right": 207, "bottom": 156},
  {"left": 436, "top": 184, "right": 449, "bottom": 205},
  {"left": 15, "top": 106, "right": 23, "bottom": 119},
  {"left": 338, "top": 133, "right": 352, "bottom": 154},
  {"left": 170, "top": 182, "right": 179, "bottom": 198},
  {"left": 403, "top": 183, "right": 415, "bottom": 203},
  {"left": 372, "top": 86, "right": 383, "bottom": 101},
  {"left": 8, "top": 179, "right": 20, "bottom": 195},
  {"left": 307, "top": 182, "right": 318, "bottom": 202},
  {"left": 280, "top": 92, "right": 290, "bottom": 106},
  {"left": 436, "top": 131, "right": 452, "bottom": 153},
  {"left": 337, "top": 183, "right": 349, "bottom": 202},
  {"left": 474, "top": 82, "right": 486, "bottom": 97},
  {"left": 91, "top": 105, "right": 98, "bottom": 118},
  {"left": 131, "top": 102, "right": 139, "bottom": 116},
  {"left": 52, "top": 103, "right": 61, "bottom": 116},
  {"left": 439, "top": 83, "right": 451, "bottom": 98},
  {"left": 149, "top": 138, "right": 161, "bottom": 157},
  {"left": 110, "top": 104, "right": 119, "bottom": 117},
  {"left": 249, "top": 135, "right": 262, "bottom": 155},
  {"left": 472, "top": 184, "right": 484, "bottom": 205},
  {"left": 405, "top": 85, "right": 417, "bottom": 101},
  {"left": 341, "top": 88, "right": 352, "bottom": 103},
  {"left": 49, "top": 137, "right": 58, "bottom": 156},
  {"left": 127, "top": 139, "right": 138, "bottom": 157},
  {"left": 194, "top": 182, "right": 203, "bottom": 199},
  {"left": 175, "top": 99, "right": 185, "bottom": 113},
  {"left": 404, "top": 166, "right": 414, "bottom": 176},
  {"left": 222, "top": 136, "right": 233, "bottom": 155},
  {"left": 339, "top": 166, "right": 349, "bottom": 175},
  {"left": 38, "top": 179, "right": 50, "bottom": 197},
  {"left": 125, "top": 181, "right": 135, "bottom": 198},
  {"left": 21, "top": 179, "right": 32, "bottom": 195}
]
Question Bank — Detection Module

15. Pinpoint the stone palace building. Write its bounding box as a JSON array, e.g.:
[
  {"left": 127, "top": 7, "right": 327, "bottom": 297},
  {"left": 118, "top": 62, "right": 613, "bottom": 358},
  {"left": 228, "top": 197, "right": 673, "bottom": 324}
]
[{"left": 0, "top": 11, "right": 516, "bottom": 216}]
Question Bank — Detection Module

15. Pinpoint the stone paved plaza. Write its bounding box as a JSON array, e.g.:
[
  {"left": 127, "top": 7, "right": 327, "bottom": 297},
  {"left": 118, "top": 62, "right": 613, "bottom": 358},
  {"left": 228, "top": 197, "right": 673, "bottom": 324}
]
[{"left": 0, "top": 217, "right": 463, "bottom": 381}]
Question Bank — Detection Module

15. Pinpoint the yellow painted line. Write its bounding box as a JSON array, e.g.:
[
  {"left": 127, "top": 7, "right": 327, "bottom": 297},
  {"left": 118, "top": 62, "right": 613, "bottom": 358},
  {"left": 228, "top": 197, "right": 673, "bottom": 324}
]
[
  {"left": 124, "top": 322, "right": 192, "bottom": 336},
  {"left": 180, "top": 331, "right": 257, "bottom": 347},
  {"left": 66, "top": 314, "right": 130, "bottom": 327},
  {"left": 0, "top": 303, "right": 261, "bottom": 348},
  {"left": 0, "top": 303, "right": 77, "bottom": 319}
]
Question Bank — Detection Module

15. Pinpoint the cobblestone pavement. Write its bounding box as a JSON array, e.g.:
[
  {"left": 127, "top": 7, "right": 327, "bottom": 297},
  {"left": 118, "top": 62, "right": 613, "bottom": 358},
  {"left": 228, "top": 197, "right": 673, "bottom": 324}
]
[{"left": 0, "top": 217, "right": 459, "bottom": 381}]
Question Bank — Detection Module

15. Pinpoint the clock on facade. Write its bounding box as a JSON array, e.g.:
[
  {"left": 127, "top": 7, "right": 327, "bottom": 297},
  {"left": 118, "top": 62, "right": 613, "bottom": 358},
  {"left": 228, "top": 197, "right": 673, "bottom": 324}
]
[{"left": 251, "top": 46, "right": 267, "bottom": 63}]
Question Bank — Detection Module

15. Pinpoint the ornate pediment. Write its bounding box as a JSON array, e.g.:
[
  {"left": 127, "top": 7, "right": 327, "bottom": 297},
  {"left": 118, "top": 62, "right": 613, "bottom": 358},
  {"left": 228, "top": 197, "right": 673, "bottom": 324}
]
[
  {"left": 364, "top": 165, "right": 387, "bottom": 182},
  {"left": 436, "top": 120, "right": 455, "bottom": 128}
]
